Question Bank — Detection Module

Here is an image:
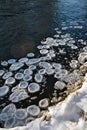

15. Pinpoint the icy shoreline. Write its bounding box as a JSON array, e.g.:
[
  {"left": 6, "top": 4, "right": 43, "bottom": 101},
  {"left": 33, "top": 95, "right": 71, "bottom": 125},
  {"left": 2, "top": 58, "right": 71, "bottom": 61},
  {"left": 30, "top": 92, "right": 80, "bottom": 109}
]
[
  {"left": 0, "top": 23, "right": 87, "bottom": 129},
  {"left": 0, "top": 73, "right": 87, "bottom": 130}
]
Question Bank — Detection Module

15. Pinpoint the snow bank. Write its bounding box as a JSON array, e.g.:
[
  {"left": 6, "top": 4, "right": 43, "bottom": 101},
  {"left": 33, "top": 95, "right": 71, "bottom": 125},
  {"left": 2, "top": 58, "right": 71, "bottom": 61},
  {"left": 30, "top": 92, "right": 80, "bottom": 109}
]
[{"left": 1, "top": 74, "right": 87, "bottom": 130}]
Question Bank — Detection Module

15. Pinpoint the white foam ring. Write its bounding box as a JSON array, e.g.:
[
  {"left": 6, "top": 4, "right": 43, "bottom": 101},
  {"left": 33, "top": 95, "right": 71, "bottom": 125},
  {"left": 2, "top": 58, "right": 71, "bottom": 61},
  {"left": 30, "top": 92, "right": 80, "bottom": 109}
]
[
  {"left": 9, "top": 89, "right": 29, "bottom": 103},
  {"left": 15, "top": 73, "right": 24, "bottom": 80},
  {"left": 19, "top": 58, "right": 28, "bottom": 63},
  {"left": 0, "top": 85, "right": 9, "bottom": 97},
  {"left": 78, "top": 52, "right": 87, "bottom": 64},
  {"left": 10, "top": 62, "right": 24, "bottom": 71},
  {"left": 40, "top": 56, "right": 48, "bottom": 61},
  {"left": 4, "top": 117, "right": 15, "bottom": 128},
  {"left": 2, "top": 72, "right": 13, "bottom": 80},
  {"left": 42, "top": 45, "right": 50, "bottom": 49},
  {"left": 54, "top": 81, "right": 66, "bottom": 90},
  {"left": 38, "top": 69, "right": 46, "bottom": 75},
  {"left": 46, "top": 68, "right": 54, "bottom": 75},
  {"left": 8, "top": 59, "right": 16, "bottom": 64},
  {"left": 18, "top": 81, "right": 28, "bottom": 89},
  {"left": 54, "top": 69, "right": 68, "bottom": 80},
  {"left": 70, "top": 60, "right": 78, "bottom": 69},
  {"left": 2, "top": 104, "right": 16, "bottom": 119},
  {"left": 15, "top": 109, "right": 28, "bottom": 120},
  {"left": 1, "top": 61, "right": 8, "bottom": 67},
  {"left": 23, "top": 74, "right": 32, "bottom": 81},
  {"left": 40, "top": 49, "right": 48, "bottom": 55},
  {"left": 26, "top": 58, "right": 41, "bottom": 65},
  {"left": 5, "top": 77, "right": 15, "bottom": 85},
  {"left": 24, "top": 69, "right": 33, "bottom": 75},
  {"left": 27, "top": 53, "right": 35, "bottom": 58},
  {"left": 0, "top": 70, "right": 5, "bottom": 76},
  {"left": 52, "top": 63, "right": 62, "bottom": 69},
  {"left": 29, "top": 65, "right": 36, "bottom": 70},
  {"left": 34, "top": 73, "right": 43, "bottom": 83},
  {"left": 27, "top": 105, "right": 40, "bottom": 117},
  {"left": 39, "top": 98, "right": 49, "bottom": 109},
  {"left": 37, "top": 45, "right": 44, "bottom": 49},
  {"left": 28, "top": 83, "right": 40, "bottom": 93},
  {"left": 39, "top": 62, "right": 52, "bottom": 69},
  {"left": 63, "top": 72, "right": 80, "bottom": 84}
]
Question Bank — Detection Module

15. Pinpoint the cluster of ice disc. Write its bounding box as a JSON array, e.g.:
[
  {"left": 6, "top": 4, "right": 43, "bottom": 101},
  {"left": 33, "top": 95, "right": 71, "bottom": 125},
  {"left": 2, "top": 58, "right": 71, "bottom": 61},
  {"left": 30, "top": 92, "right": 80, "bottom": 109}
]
[
  {"left": 0, "top": 100, "right": 49, "bottom": 128},
  {"left": 0, "top": 22, "right": 87, "bottom": 128}
]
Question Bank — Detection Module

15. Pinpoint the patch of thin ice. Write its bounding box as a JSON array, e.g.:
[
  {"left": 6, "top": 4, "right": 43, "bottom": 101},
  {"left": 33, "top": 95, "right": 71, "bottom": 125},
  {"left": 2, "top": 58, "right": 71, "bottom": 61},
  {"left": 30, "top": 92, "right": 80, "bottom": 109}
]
[
  {"left": 28, "top": 83, "right": 40, "bottom": 93},
  {"left": 40, "top": 49, "right": 48, "bottom": 55},
  {"left": 27, "top": 53, "right": 35, "bottom": 58},
  {"left": 1, "top": 61, "right": 8, "bottom": 67},
  {"left": 0, "top": 85, "right": 9, "bottom": 97},
  {"left": 10, "top": 62, "right": 24, "bottom": 71},
  {"left": 15, "top": 73, "right": 24, "bottom": 80},
  {"left": 18, "top": 58, "right": 28, "bottom": 63},
  {"left": 26, "top": 58, "right": 41, "bottom": 65},
  {"left": 34, "top": 73, "right": 43, "bottom": 83},
  {"left": 8, "top": 59, "right": 16, "bottom": 64},
  {"left": 15, "top": 109, "right": 27, "bottom": 120},
  {"left": 5, "top": 77, "right": 15, "bottom": 85},
  {"left": 27, "top": 105, "right": 40, "bottom": 117},
  {"left": 2, "top": 72, "right": 13, "bottom": 80},
  {"left": 0, "top": 70, "right": 5, "bottom": 76},
  {"left": 9, "top": 89, "right": 29, "bottom": 103}
]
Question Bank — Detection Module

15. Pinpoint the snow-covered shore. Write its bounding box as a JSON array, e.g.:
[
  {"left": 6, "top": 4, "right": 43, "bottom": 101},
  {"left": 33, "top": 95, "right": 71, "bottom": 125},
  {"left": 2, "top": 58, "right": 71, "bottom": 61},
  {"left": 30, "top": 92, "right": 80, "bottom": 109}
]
[{"left": 1, "top": 73, "right": 87, "bottom": 130}]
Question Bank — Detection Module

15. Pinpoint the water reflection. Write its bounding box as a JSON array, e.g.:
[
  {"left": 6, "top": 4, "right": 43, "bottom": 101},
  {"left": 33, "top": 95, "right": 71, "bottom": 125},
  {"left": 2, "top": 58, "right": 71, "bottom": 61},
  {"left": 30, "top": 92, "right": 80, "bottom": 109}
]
[{"left": 0, "top": 0, "right": 87, "bottom": 60}]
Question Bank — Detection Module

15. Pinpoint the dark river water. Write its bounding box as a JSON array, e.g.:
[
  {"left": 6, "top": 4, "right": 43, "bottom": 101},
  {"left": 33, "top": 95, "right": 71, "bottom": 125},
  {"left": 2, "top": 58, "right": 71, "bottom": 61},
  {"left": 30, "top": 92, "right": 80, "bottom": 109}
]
[{"left": 0, "top": 0, "right": 87, "bottom": 60}]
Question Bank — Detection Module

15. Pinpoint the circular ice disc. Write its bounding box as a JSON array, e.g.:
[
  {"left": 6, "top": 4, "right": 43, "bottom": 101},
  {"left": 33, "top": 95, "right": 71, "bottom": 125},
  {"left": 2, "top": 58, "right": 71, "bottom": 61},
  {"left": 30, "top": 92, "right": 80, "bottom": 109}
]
[
  {"left": 27, "top": 105, "right": 40, "bottom": 117},
  {"left": 28, "top": 83, "right": 40, "bottom": 93}
]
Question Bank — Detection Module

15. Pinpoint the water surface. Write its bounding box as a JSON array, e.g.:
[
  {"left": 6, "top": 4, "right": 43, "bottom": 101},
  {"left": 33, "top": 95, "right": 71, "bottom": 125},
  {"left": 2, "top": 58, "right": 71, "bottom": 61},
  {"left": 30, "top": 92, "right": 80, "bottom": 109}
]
[{"left": 0, "top": 0, "right": 87, "bottom": 60}]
